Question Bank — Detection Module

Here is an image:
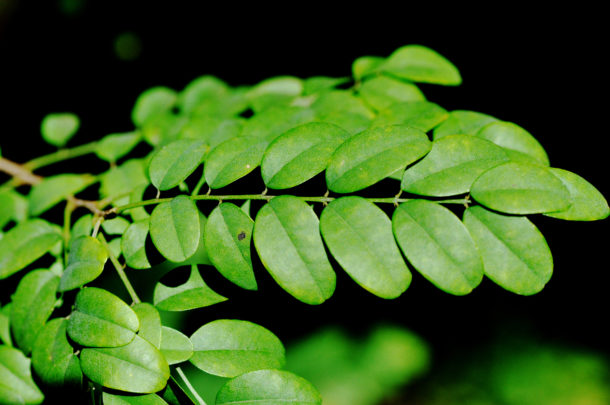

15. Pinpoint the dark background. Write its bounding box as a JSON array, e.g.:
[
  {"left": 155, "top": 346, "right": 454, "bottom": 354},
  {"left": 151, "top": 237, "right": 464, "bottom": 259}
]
[{"left": 1, "top": 1, "right": 608, "bottom": 368}]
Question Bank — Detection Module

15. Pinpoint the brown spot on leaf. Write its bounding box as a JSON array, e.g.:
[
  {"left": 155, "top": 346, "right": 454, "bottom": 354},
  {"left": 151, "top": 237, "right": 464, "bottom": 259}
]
[{"left": 237, "top": 231, "right": 246, "bottom": 241}]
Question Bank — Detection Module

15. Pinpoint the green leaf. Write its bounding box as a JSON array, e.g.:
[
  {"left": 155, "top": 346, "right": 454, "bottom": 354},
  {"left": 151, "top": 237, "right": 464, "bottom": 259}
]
[
  {"left": 320, "top": 197, "right": 411, "bottom": 298},
  {"left": 31, "top": 318, "right": 82, "bottom": 387},
  {"left": 476, "top": 121, "right": 549, "bottom": 166},
  {"left": 141, "top": 112, "right": 187, "bottom": 146},
  {"left": 471, "top": 162, "right": 571, "bottom": 214},
  {"left": 311, "top": 90, "right": 374, "bottom": 121},
  {"left": 160, "top": 326, "right": 193, "bottom": 365},
  {"left": 0, "top": 219, "right": 61, "bottom": 279},
  {"left": 10, "top": 270, "right": 59, "bottom": 354},
  {"left": 127, "top": 184, "right": 151, "bottom": 221},
  {"left": 154, "top": 265, "right": 227, "bottom": 311},
  {"left": 352, "top": 56, "right": 385, "bottom": 80},
  {"left": 261, "top": 122, "right": 350, "bottom": 189},
  {"left": 247, "top": 76, "right": 303, "bottom": 112},
  {"left": 80, "top": 335, "right": 170, "bottom": 393},
  {"left": 190, "top": 319, "right": 285, "bottom": 377},
  {"left": 100, "top": 159, "right": 149, "bottom": 205},
  {"left": 71, "top": 214, "right": 93, "bottom": 240},
  {"left": 318, "top": 110, "right": 372, "bottom": 135},
  {"left": 0, "top": 305, "right": 12, "bottom": 347},
  {"left": 433, "top": 110, "right": 498, "bottom": 140},
  {"left": 178, "top": 75, "right": 229, "bottom": 115},
  {"left": 150, "top": 196, "right": 200, "bottom": 262},
  {"left": 204, "top": 137, "right": 269, "bottom": 189},
  {"left": 67, "top": 287, "right": 139, "bottom": 347},
  {"left": 254, "top": 196, "right": 336, "bottom": 305},
  {"left": 401, "top": 134, "right": 509, "bottom": 196},
  {"left": 122, "top": 219, "right": 152, "bottom": 269},
  {"left": 0, "top": 191, "right": 27, "bottom": 229},
  {"left": 241, "top": 106, "right": 315, "bottom": 141},
  {"left": 102, "top": 217, "right": 131, "bottom": 235},
  {"left": 545, "top": 168, "right": 610, "bottom": 221},
  {"left": 463, "top": 206, "right": 553, "bottom": 295},
  {"left": 302, "top": 76, "right": 349, "bottom": 95},
  {"left": 149, "top": 139, "right": 207, "bottom": 191},
  {"left": 103, "top": 392, "right": 168, "bottom": 405},
  {"left": 95, "top": 132, "right": 141, "bottom": 163},
  {"left": 40, "top": 112, "right": 80, "bottom": 147},
  {"left": 326, "top": 125, "right": 431, "bottom": 193},
  {"left": 179, "top": 116, "right": 242, "bottom": 152},
  {"left": 133, "top": 303, "right": 162, "bottom": 349},
  {"left": 132, "top": 87, "right": 178, "bottom": 127},
  {"left": 373, "top": 101, "right": 449, "bottom": 132},
  {"left": 392, "top": 200, "right": 484, "bottom": 295},
  {"left": 59, "top": 236, "right": 109, "bottom": 292},
  {"left": 216, "top": 369, "right": 321, "bottom": 405},
  {"left": 378, "top": 45, "right": 461, "bottom": 85},
  {"left": 359, "top": 75, "right": 425, "bottom": 111},
  {"left": 204, "top": 203, "right": 256, "bottom": 290},
  {"left": 0, "top": 345, "right": 44, "bottom": 405},
  {"left": 28, "top": 173, "right": 94, "bottom": 216}
]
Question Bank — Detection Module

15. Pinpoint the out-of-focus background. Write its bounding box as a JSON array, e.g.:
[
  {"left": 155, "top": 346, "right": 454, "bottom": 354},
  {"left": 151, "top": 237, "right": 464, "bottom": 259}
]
[{"left": 1, "top": 2, "right": 609, "bottom": 403}]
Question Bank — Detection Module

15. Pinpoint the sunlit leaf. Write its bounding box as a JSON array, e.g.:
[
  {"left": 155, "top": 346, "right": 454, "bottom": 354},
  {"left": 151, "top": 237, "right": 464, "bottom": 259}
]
[
  {"left": 59, "top": 236, "right": 108, "bottom": 292},
  {"left": 471, "top": 162, "right": 571, "bottom": 214},
  {"left": 254, "top": 196, "right": 336, "bottom": 305},
  {"left": 378, "top": 45, "right": 461, "bottom": 85},
  {"left": 95, "top": 132, "right": 141, "bottom": 163},
  {"left": 154, "top": 265, "right": 227, "bottom": 311},
  {"left": 132, "top": 87, "right": 177, "bottom": 127},
  {"left": 359, "top": 75, "right": 425, "bottom": 111},
  {"left": 373, "top": 101, "right": 448, "bottom": 132},
  {"left": 318, "top": 110, "right": 372, "bottom": 135},
  {"left": 476, "top": 121, "right": 549, "bottom": 166},
  {"left": 160, "top": 326, "right": 193, "bottom": 365},
  {"left": 216, "top": 369, "right": 321, "bottom": 405},
  {"left": 204, "top": 203, "right": 256, "bottom": 290},
  {"left": 122, "top": 219, "right": 151, "bottom": 269},
  {"left": 401, "top": 134, "right": 509, "bottom": 196},
  {"left": 433, "top": 109, "right": 499, "bottom": 140},
  {"left": 101, "top": 217, "right": 130, "bottom": 235},
  {"left": 80, "top": 335, "right": 169, "bottom": 393},
  {"left": 28, "top": 174, "right": 94, "bottom": 216},
  {"left": 67, "top": 287, "right": 139, "bottom": 347},
  {"left": 149, "top": 139, "right": 207, "bottom": 191},
  {"left": 326, "top": 125, "right": 431, "bottom": 193},
  {"left": 463, "top": 206, "right": 553, "bottom": 295},
  {"left": 261, "top": 122, "right": 350, "bottom": 189},
  {"left": 190, "top": 319, "right": 285, "bottom": 377},
  {"left": 0, "top": 345, "right": 44, "bottom": 405},
  {"left": 150, "top": 196, "right": 200, "bottom": 262},
  {"left": 71, "top": 214, "right": 93, "bottom": 240},
  {"left": 393, "top": 200, "right": 483, "bottom": 295},
  {"left": 103, "top": 392, "right": 168, "bottom": 405},
  {"left": 133, "top": 303, "right": 162, "bottom": 349},
  {"left": 204, "top": 137, "right": 269, "bottom": 189},
  {"left": 320, "top": 197, "right": 411, "bottom": 298},
  {"left": 41, "top": 112, "right": 79, "bottom": 148}
]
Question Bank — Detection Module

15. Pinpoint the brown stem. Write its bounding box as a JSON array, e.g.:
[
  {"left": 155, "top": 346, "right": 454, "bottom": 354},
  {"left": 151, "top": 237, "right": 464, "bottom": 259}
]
[{"left": 0, "top": 157, "right": 43, "bottom": 185}]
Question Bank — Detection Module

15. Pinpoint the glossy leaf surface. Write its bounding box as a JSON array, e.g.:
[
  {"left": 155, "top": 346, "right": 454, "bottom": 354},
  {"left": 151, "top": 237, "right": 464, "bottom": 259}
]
[
  {"left": 204, "top": 137, "right": 269, "bottom": 189},
  {"left": 153, "top": 265, "right": 227, "bottom": 311},
  {"left": 59, "top": 235, "right": 109, "bottom": 291},
  {"left": 150, "top": 196, "right": 200, "bottom": 262},
  {"left": 32, "top": 318, "right": 81, "bottom": 387},
  {"left": 373, "top": 101, "right": 448, "bottom": 132},
  {"left": 133, "top": 303, "right": 162, "bottom": 349},
  {"left": 359, "top": 75, "right": 425, "bottom": 111},
  {"left": 476, "top": 121, "right": 549, "bottom": 165},
  {"left": 379, "top": 45, "right": 461, "bottom": 85},
  {"left": 149, "top": 139, "right": 207, "bottom": 190},
  {"left": 160, "top": 326, "right": 193, "bottom": 365},
  {"left": 0, "top": 345, "right": 44, "bottom": 405},
  {"left": 433, "top": 110, "right": 498, "bottom": 139},
  {"left": 122, "top": 219, "right": 151, "bottom": 269},
  {"left": 240, "top": 106, "right": 315, "bottom": 140}
]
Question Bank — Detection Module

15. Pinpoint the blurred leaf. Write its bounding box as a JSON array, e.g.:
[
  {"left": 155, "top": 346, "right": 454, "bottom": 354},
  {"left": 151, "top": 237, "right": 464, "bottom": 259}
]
[
  {"left": 190, "top": 319, "right": 285, "bottom": 377},
  {"left": 359, "top": 75, "right": 425, "bottom": 110},
  {"left": 373, "top": 101, "right": 448, "bottom": 131},
  {"left": 0, "top": 304, "right": 12, "bottom": 346},
  {"left": 154, "top": 265, "right": 227, "bottom": 311},
  {"left": 178, "top": 75, "right": 229, "bottom": 115},
  {"left": 132, "top": 87, "right": 177, "bottom": 127},
  {"left": 326, "top": 125, "right": 431, "bottom": 193},
  {"left": 80, "top": 335, "right": 169, "bottom": 393},
  {"left": 303, "top": 76, "right": 349, "bottom": 95},
  {"left": 41, "top": 113, "right": 79, "bottom": 147},
  {"left": 101, "top": 217, "right": 130, "bottom": 235},
  {"left": 0, "top": 190, "right": 27, "bottom": 229},
  {"left": 246, "top": 76, "right": 303, "bottom": 112},
  {"left": 133, "top": 303, "right": 162, "bottom": 349},
  {"left": 32, "top": 318, "right": 82, "bottom": 387},
  {"left": 71, "top": 214, "right": 93, "bottom": 240},
  {"left": 378, "top": 45, "right": 462, "bottom": 85},
  {"left": 141, "top": 112, "right": 187, "bottom": 146},
  {"left": 150, "top": 196, "right": 200, "bottom": 262},
  {"left": 59, "top": 235, "right": 108, "bottom": 292},
  {"left": 434, "top": 109, "right": 499, "bottom": 139},
  {"left": 28, "top": 174, "right": 94, "bottom": 216},
  {"left": 178, "top": 116, "right": 242, "bottom": 153},
  {"left": 204, "top": 203, "right": 256, "bottom": 290},
  {"left": 216, "top": 369, "right": 321, "bottom": 405},
  {"left": 401, "top": 134, "right": 509, "bottom": 197},
  {"left": 160, "top": 326, "right": 193, "bottom": 365},
  {"left": 476, "top": 121, "right": 549, "bottom": 166},
  {"left": 311, "top": 90, "right": 373, "bottom": 121},
  {"left": 241, "top": 105, "right": 315, "bottom": 141},
  {"left": 100, "top": 159, "right": 149, "bottom": 205},
  {"left": 393, "top": 200, "right": 483, "bottom": 295},
  {"left": 0, "top": 219, "right": 61, "bottom": 279},
  {"left": 320, "top": 197, "right": 411, "bottom": 298},
  {"left": 463, "top": 206, "right": 553, "bottom": 295},
  {"left": 95, "top": 132, "right": 141, "bottom": 163},
  {"left": 204, "top": 137, "right": 268, "bottom": 189},
  {"left": 149, "top": 139, "right": 207, "bottom": 191},
  {"left": 0, "top": 345, "right": 44, "bottom": 405},
  {"left": 471, "top": 162, "right": 571, "bottom": 214},
  {"left": 67, "top": 287, "right": 139, "bottom": 347},
  {"left": 122, "top": 219, "right": 151, "bottom": 269},
  {"left": 318, "top": 110, "right": 372, "bottom": 135},
  {"left": 352, "top": 56, "right": 385, "bottom": 80}
]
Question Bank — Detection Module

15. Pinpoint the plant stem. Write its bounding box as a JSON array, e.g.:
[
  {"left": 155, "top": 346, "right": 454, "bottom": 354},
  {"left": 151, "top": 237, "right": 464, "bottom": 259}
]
[
  {"left": 0, "top": 157, "right": 43, "bottom": 185},
  {"left": 98, "top": 233, "right": 141, "bottom": 304},
  {"left": 63, "top": 200, "right": 75, "bottom": 265},
  {"left": 24, "top": 141, "right": 98, "bottom": 170},
  {"left": 176, "top": 367, "right": 207, "bottom": 405}
]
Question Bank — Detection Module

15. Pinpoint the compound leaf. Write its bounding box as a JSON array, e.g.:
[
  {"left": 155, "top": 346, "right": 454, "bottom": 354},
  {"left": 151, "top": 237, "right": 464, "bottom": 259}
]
[
  {"left": 216, "top": 369, "right": 321, "bottom": 405},
  {"left": 204, "top": 203, "right": 256, "bottom": 290},
  {"left": 150, "top": 196, "right": 200, "bottom": 262},
  {"left": 545, "top": 168, "right": 610, "bottom": 221},
  {"left": 41, "top": 112, "right": 79, "bottom": 148},
  {"left": 401, "top": 134, "right": 509, "bottom": 196},
  {"left": 392, "top": 200, "right": 483, "bottom": 295},
  {"left": 133, "top": 303, "right": 162, "bottom": 349},
  {"left": 122, "top": 219, "right": 152, "bottom": 269},
  {"left": 67, "top": 287, "right": 139, "bottom": 347},
  {"left": 149, "top": 139, "right": 207, "bottom": 191},
  {"left": 476, "top": 121, "right": 549, "bottom": 166},
  {"left": 326, "top": 125, "right": 431, "bottom": 193},
  {"left": 32, "top": 318, "right": 82, "bottom": 387},
  {"left": 80, "top": 335, "right": 170, "bottom": 394},
  {"left": 433, "top": 110, "right": 499, "bottom": 139},
  {"left": 320, "top": 197, "right": 411, "bottom": 298},
  {"left": 359, "top": 75, "right": 425, "bottom": 111},
  {"left": 204, "top": 137, "right": 269, "bottom": 189},
  {"left": 0, "top": 345, "right": 44, "bottom": 405},
  {"left": 190, "top": 319, "right": 285, "bottom": 377},
  {"left": 0, "top": 219, "right": 61, "bottom": 279},
  {"left": 28, "top": 174, "right": 94, "bottom": 216},
  {"left": 378, "top": 45, "right": 461, "bottom": 85},
  {"left": 471, "top": 162, "right": 571, "bottom": 214},
  {"left": 95, "top": 132, "right": 141, "bottom": 163},
  {"left": 463, "top": 206, "right": 553, "bottom": 295},
  {"left": 253, "top": 196, "right": 336, "bottom": 305},
  {"left": 153, "top": 265, "right": 227, "bottom": 311},
  {"left": 261, "top": 122, "right": 350, "bottom": 189},
  {"left": 373, "top": 101, "right": 448, "bottom": 132},
  {"left": 10, "top": 270, "right": 59, "bottom": 354},
  {"left": 59, "top": 235, "right": 109, "bottom": 292},
  {"left": 160, "top": 326, "right": 193, "bottom": 365}
]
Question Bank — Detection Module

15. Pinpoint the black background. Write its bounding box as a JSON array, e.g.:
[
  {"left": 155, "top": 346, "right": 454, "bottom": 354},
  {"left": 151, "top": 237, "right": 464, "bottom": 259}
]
[{"left": 1, "top": 1, "right": 608, "bottom": 368}]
